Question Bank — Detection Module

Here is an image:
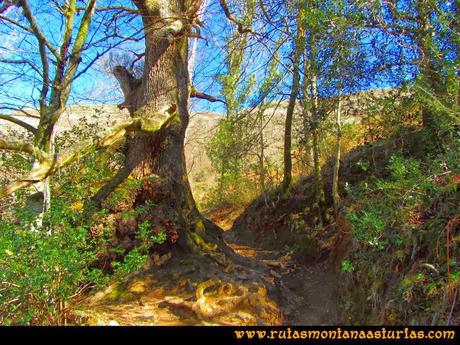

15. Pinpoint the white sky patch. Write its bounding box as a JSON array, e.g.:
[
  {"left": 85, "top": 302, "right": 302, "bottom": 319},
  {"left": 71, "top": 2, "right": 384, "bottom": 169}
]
[
  {"left": 0, "top": 30, "right": 22, "bottom": 56},
  {"left": 0, "top": 6, "right": 23, "bottom": 56},
  {"left": 4, "top": 5, "right": 20, "bottom": 17}
]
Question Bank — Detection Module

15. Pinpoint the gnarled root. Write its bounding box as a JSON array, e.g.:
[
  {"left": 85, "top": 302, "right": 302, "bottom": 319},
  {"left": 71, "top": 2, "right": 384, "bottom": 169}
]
[{"left": 190, "top": 279, "right": 281, "bottom": 325}]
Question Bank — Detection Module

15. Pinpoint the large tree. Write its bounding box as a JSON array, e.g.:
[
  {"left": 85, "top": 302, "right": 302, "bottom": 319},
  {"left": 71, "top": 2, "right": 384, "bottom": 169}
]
[
  {"left": 0, "top": 0, "right": 258, "bottom": 259},
  {"left": 0, "top": 0, "right": 99, "bottom": 230},
  {"left": 86, "top": 0, "right": 231, "bottom": 257}
]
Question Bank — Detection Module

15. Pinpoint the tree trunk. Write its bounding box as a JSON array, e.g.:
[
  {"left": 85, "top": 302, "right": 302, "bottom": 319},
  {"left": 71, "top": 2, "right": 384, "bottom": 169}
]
[
  {"left": 29, "top": 108, "right": 59, "bottom": 234},
  {"left": 303, "top": 7, "right": 326, "bottom": 224},
  {"left": 257, "top": 107, "right": 267, "bottom": 203},
  {"left": 415, "top": 1, "right": 440, "bottom": 129},
  {"left": 89, "top": 0, "right": 225, "bottom": 258},
  {"left": 134, "top": 0, "right": 225, "bottom": 255},
  {"left": 281, "top": 0, "right": 305, "bottom": 193},
  {"left": 29, "top": 163, "right": 51, "bottom": 234},
  {"left": 332, "top": 92, "right": 342, "bottom": 218}
]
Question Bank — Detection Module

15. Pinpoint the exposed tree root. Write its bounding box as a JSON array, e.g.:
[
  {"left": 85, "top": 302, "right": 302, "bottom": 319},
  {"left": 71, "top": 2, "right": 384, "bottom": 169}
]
[{"left": 74, "top": 248, "right": 283, "bottom": 325}]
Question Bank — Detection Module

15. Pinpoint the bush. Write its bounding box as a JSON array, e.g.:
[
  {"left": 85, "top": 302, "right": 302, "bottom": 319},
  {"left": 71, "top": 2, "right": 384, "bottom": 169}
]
[
  {"left": 340, "top": 138, "right": 460, "bottom": 323},
  {"left": 0, "top": 202, "right": 105, "bottom": 325},
  {"left": 203, "top": 172, "right": 258, "bottom": 211},
  {"left": 0, "top": 116, "right": 152, "bottom": 325}
]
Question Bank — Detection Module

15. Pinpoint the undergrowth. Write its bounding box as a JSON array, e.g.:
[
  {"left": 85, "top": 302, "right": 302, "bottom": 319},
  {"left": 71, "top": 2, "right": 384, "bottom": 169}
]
[
  {"left": 0, "top": 119, "right": 166, "bottom": 325},
  {"left": 339, "top": 132, "right": 460, "bottom": 324}
]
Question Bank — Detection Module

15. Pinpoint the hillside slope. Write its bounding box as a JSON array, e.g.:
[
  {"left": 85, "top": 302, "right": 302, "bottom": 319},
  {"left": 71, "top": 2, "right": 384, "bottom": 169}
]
[{"left": 231, "top": 127, "right": 460, "bottom": 325}]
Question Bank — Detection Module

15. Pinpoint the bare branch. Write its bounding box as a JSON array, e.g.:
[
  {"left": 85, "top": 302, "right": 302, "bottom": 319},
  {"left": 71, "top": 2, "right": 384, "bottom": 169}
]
[
  {"left": 0, "top": 1, "right": 15, "bottom": 15},
  {"left": 191, "top": 86, "right": 225, "bottom": 103},
  {"left": 0, "top": 114, "right": 37, "bottom": 133},
  {"left": 73, "top": 28, "right": 144, "bottom": 81},
  {"left": 59, "top": 0, "right": 97, "bottom": 105},
  {"left": 17, "top": 0, "right": 54, "bottom": 108},
  {"left": 0, "top": 58, "right": 43, "bottom": 76},
  {"left": 219, "top": 0, "right": 253, "bottom": 34},
  {"left": 17, "top": 0, "right": 60, "bottom": 58},
  {"left": 0, "top": 107, "right": 39, "bottom": 119},
  {"left": 0, "top": 14, "right": 33, "bottom": 33}
]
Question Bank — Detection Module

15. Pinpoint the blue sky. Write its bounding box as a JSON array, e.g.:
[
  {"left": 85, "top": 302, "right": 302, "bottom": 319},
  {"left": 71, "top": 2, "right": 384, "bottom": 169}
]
[
  {"left": 1, "top": 0, "right": 455, "bottom": 118},
  {"left": 0, "top": 0, "right": 233, "bottom": 114}
]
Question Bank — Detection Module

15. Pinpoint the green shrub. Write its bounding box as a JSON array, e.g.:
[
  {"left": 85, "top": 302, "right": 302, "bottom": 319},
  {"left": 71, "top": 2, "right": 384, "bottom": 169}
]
[
  {"left": 341, "top": 138, "right": 460, "bottom": 323},
  {"left": 0, "top": 203, "right": 105, "bottom": 325},
  {"left": 0, "top": 117, "right": 150, "bottom": 325}
]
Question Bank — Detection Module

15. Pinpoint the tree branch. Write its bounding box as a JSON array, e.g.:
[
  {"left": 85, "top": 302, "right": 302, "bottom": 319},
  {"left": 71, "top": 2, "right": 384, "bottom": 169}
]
[
  {"left": 190, "top": 86, "right": 225, "bottom": 103},
  {"left": 0, "top": 1, "right": 15, "bottom": 14},
  {"left": 51, "top": 0, "right": 77, "bottom": 106},
  {"left": 57, "top": 0, "right": 97, "bottom": 111},
  {"left": 0, "top": 112, "right": 177, "bottom": 197},
  {"left": 0, "top": 58, "right": 43, "bottom": 76},
  {"left": 219, "top": 0, "right": 253, "bottom": 34},
  {"left": 17, "top": 0, "right": 54, "bottom": 109},
  {"left": 0, "top": 138, "right": 46, "bottom": 160},
  {"left": 0, "top": 114, "right": 37, "bottom": 134},
  {"left": 17, "top": 0, "right": 60, "bottom": 58},
  {"left": 0, "top": 107, "right": 39, "bottom": 119}
]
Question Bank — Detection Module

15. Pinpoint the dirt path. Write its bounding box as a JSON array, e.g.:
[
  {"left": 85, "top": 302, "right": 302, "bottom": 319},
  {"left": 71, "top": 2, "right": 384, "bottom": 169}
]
[
  {"left": 223, "top": 230, "right": 338, "bottom": 325},
  {"left": 74, "top": 216, "right": 338, "bottom": 325}
]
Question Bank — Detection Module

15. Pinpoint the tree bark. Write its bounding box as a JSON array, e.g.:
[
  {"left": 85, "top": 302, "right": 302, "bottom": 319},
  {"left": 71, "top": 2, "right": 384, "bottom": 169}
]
[
  {"left": 281, "top": 0, "right": 305, "bottom": 193},
  {"left": 137, "top": 1, "right": 217, "bottom": 254},
  {"left": 332, "top": 91, "right": 342, "bottom": 218},
  {"left": 89, "top": 0, "right": 225, "bottom": 257},
  {"left": 303, "top": 0, "right": 326, "bottom": 224},
  {"left": 415, "top": 1, "right": 440, "bottom": 128},
  {"left": 257, "top": 107, "right": 267, "bottom": 203}
]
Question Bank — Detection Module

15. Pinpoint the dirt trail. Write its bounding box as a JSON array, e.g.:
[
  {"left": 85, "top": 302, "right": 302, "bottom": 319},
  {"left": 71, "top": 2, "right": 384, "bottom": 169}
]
[
  {"left": 75, "top": 216, "right": 338, "bottom": 325},
  {"left": 223, "top": 230, "right": 338, "bottom": 325}
]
